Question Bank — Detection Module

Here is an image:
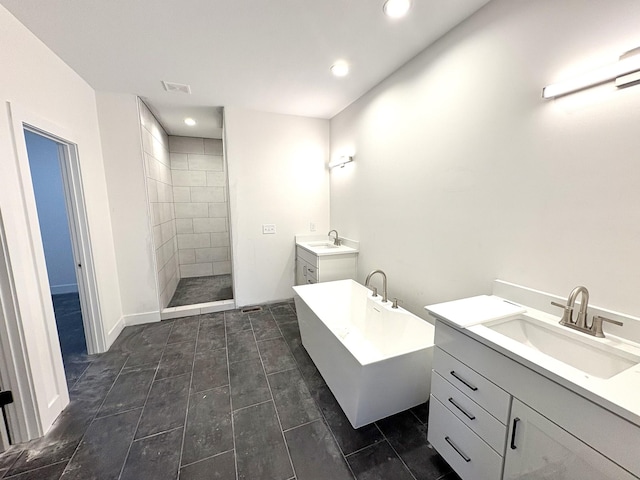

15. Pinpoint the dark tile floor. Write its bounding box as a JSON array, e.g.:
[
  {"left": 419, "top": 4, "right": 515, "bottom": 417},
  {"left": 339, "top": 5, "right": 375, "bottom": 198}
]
[
  {"left": 52, "top": 293, "right": 93, "bottom": 388},
  {"left": 169, "top": 275, "right": 233, "bottom": 307},
  {"left": 0, "top": 301, "right": 458, "bottom": 480}
]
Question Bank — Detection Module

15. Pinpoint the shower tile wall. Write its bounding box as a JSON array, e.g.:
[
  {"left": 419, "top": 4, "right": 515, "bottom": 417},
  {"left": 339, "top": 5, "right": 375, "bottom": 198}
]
[
  {"left": 139, "top": 101, "right": 179, "bottom": 308},
  {"left": 169, "top": 136, "right": 231, "bottom": 278}
]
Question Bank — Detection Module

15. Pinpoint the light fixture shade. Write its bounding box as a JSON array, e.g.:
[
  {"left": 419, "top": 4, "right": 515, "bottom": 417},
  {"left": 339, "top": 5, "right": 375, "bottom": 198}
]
[
  {"left": 329, "top": 155, "right": 354, "bottom": 169},
  {"left": 184, "top": 117, "right": 197, "bottom": 126},
  {"left": 331, "top": 61, "right": 349, "bottom": 77},
  {"left": 383, "top": 0, "right": 411, "bottom": 18},
  {"left": 543, "top": 51, "right": 640, "bottom": 98}
]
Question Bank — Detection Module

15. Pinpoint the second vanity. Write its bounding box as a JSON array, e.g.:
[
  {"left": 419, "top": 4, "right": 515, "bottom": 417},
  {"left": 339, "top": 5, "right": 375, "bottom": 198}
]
[
  {"left": 294, "top": 234, "right": 359, "bottom": 285},
  {"left": 425, "top": 281, "right": 640, "bottom": 480}
]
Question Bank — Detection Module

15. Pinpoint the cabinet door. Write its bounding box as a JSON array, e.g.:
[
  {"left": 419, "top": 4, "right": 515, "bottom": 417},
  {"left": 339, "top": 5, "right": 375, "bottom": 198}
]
[{"left": 504, "top": 399, "right": 636, "bottom": 480}]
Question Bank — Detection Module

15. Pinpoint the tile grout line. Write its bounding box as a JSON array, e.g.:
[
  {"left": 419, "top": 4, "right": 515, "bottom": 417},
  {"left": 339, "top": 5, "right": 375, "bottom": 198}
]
[
  {"left": 116, "top": 321, "right": 173, "bottom": 480},
  {"left": 255, "top": 309, "right": 298, "bottom": 480},
  {"left": 223, "top": 310, "right": 239, "bottom": 480},
  {"left": 178, "top": 447, "right": 234, "bottom": 469},
  {"left": 373, "top": 423, "right": 418, "bottom": 480},
  {"left": 272, "top": 307, "right": 358, "bottom": 480},
  {"left": 176, "top": 315, "right": 201, "bottom": 478}
]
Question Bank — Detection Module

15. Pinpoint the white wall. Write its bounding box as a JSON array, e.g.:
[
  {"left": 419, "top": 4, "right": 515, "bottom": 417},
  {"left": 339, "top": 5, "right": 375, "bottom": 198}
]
[
  {"left": 330, "top": 0, "right": 640, "bottom": 318},
  {"left": 0, "top": 4, "right": 122, "bottom": 435},
  {"left": 225, "top": 108, "right": 330, "bottom": 306},
  {"left": 25, "top": 131, "right": 78, "bottom": 295},
  {"left": 97, "top": 93, "right": 160, "bottom": 325}
]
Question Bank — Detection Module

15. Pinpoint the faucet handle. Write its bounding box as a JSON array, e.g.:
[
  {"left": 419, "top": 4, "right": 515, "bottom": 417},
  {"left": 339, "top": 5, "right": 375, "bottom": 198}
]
[
  {"left": 392, "top": 298, "right": 402, "bottom": 309},
  {"left": 551, "top": 301, "right": 569, "bottom": 310},
  {"left": 551, "top": 301, "right": 573, "bottom": 326},
  {"left": 591, "top": 315, "right": 623, "bottom": 338}
]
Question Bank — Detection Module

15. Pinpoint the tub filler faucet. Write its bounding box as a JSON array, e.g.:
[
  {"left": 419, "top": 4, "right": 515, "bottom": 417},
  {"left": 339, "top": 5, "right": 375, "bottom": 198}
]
[
  {"left": 365, "top": 269, "right": 388, "bottom": 303},
  {"left": 328, "top": 229, "right": 341, "bottom": 246}
]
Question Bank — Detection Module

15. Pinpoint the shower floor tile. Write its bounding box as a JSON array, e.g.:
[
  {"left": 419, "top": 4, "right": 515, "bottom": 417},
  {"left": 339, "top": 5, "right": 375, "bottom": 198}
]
[
  {"left": 0, "top": 300, "right": 458, "bottom": 480},
  {"left": 168, "top": 274, "right": 232, "bottom": 307}
]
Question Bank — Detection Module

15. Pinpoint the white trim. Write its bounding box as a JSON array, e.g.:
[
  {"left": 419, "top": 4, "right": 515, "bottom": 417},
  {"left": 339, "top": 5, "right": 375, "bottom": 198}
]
[
  {"left": 124, "top": 311, "right": 161, "bottom": 326},
  {"left": 161, "top": 299, "right": 235, "bottom": 320},
  {"left": 50, "top": 284, "right": 78, "bottom": 295},
  {"left": 105, "top": 316, "right": 125, "bottom": 348},
  {"left": 0, "top": 209, "right": 41, "bottom": 443}
]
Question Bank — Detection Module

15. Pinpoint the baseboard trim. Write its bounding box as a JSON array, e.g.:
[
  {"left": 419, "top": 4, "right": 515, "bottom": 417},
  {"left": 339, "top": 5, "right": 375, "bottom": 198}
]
[
  {"left": 124, "top": 311, "right": 161, "bottom": 326},
  {"left": 105, "top": 316, "right": 125, "bottom": 350},
  {"left": 50, "top": 284, "right": 78, "bottom": 295}
]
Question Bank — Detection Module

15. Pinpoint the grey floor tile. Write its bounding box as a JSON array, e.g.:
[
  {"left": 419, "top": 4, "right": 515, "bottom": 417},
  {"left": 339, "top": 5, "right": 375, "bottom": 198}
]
[
  {"left": 285, "top": 420, "right": 354, "bottom": 480},
  {"left": 136, "top": 374, "right": 191, "bottom": 439},
  {"left": 156, "top": 340, "right": 196, "bottom": 380},
  {"left": 250, "top": 311, "right": 281, "bottom": 341},
  {"left": 109, "top": 325, "right": 147, "bottom": 354},
  {"left": 5, "top": 461, "right": 67, "bottom": 480},
  {"left": 182, "top": 387, "right": 233, "bottom": 466},
  {"left": 196, "top": 319, "right": 226, "bottom": 353},
  {"left": 279, "top": 322, "right": 301, "bottom": 344},
  {"left": 257, "top": 337, "right": 296, "bottom": 374},
  {"left": 120, "top": 427, "right": 183, "bottom": 480},
  {"left": 179, "top": 450, "right": 236, "bottom": 480},
  {"left": 312, "top": 386, "right": 382, "bottom": 456},
  {"left": 233, "top": 401, "right": 293, "bottom": 480},
  {"left": 229, "top": 358, "right": 271, "bottom": 410},
  {"left": 224, "top": 313, "right": 252, "bottom": 335},
  {"left": 346, "top": 441, "right": 414, "bottom": 480},
  {"left": 124, "top": 344, "right": 163, "bottom": 369},
  {"left": 0, "top": 450, "right": 21, "bottom": 472},
  {"left": 139, "top": 322, "right": 173, "bottom": 346},
  {"left": 269, "top": 369, "right": 320, "bottom": 430},
  {"left": 60, "top": 408, "right": 141, "bottom": 480},
  {"left": 191, "top": 348, "right": 228, "bottom": 393},
  {"left": 286, "top": 336, "right": 326, "bottom": 395},
  {"left": 269, "top": 303, "right": 295, "bottom": 317},
  {"left": 226, "top": 330, "right": 259, "bottom": 364},
  {"left": 167, "top": 318, "right": 200, "bottom": 345},
  {"left": 377, "top": 410, "right": 451, "bottom": 480},
  {"left": 169, "top": 275, "right": 232, "bottom": 307},
  {"left": 98, "top": 365, "right": 156, "bottom": 417},
  {"left": 410, "top": 401, "right": 430, "bottom": 424}
]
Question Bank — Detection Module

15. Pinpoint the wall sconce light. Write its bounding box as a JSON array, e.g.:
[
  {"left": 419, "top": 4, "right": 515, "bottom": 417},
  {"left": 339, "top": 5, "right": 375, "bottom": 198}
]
[
  {"left": 543, "top": 47, "right": 640, "bottom": 98},
  {"left": 329, "top": 155, "right": 354, "bottom": 169}
]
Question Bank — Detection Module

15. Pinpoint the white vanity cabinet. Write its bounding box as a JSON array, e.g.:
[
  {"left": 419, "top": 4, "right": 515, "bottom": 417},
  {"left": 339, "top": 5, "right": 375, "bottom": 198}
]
[
  {"left": 429, "top": 320, "right": 640, "bottom": 480},
  {"left": 504, "top": 399, "right": 637, "bottom": 480},
  {"left": 294, "top": 245, "right": 357, "bottom": 286}
]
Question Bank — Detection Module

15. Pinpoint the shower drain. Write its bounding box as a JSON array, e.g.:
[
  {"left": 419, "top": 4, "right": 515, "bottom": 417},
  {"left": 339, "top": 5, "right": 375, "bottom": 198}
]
[{"left": 241, "top": 306, "right": 263, "bottom": 313}]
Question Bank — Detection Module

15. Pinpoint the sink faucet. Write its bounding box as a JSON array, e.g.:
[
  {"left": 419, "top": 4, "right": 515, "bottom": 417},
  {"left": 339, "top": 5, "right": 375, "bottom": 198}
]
[
  {"left": 328, "top": 229, "right": 341, "bottom": 246},
  {"left": 365, "top": 269, "right": 388, "bottom": 303},
  {"left": 551, "top": 286, "right": 623, "bottom": 337}
]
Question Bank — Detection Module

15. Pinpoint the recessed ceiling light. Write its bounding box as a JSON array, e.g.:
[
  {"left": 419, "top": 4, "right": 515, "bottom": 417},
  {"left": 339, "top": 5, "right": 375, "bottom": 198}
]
[
  {"left": 383, "top": 0, "right": 411, "bottom": 18},
  {"left": 184, "top": 117, "right": 197, "bottom": 126},
  {"left": 331, "top": 60, "right": 349, "bottom": 77}
]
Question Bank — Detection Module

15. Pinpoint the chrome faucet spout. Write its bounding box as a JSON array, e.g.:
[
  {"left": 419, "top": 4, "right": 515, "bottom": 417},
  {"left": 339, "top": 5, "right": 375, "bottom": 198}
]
[
  {"left": 567, "top": 285, "right": 589, "bottom": 329},
  {"left": 327, "top": 229, "right": 341, "bottom": 246},
  {"left": 365, "top": 269, "right": 388, "bottom": 303}
]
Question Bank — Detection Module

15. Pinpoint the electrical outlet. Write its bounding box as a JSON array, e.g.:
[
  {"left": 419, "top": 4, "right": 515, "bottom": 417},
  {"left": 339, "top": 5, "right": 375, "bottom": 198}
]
[
  {"left": 262, "top": 224, "right": 276, "bottom": 234},
  {"left": 310, "top": 222, "right": 316, "bottom": 232}
]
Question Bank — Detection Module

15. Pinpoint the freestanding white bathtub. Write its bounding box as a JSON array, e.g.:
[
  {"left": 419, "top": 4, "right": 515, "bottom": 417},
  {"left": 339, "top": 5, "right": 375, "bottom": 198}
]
[{"left": 293, "top": 279, "right": 435, "bottom": 428}]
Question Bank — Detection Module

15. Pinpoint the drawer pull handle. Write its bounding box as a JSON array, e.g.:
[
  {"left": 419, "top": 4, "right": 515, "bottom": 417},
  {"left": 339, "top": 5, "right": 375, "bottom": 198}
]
[
  {"left": 510, "top": 417, "right": 520, "bottom": 450},
  {"left": 450, "top": 370, "right": 478, "bottom": 391},
  {"left": 448, "top": 397, "right": 476, "bottom": 420},
  {"left": 445, "top": 436, "right": 471, "bottom": 463},
  {"left": 308, "top": 268, "right": 315, "bottom": 273}
]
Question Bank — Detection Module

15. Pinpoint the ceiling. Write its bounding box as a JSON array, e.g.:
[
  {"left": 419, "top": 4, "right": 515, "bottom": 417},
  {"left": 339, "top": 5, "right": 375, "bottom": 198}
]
[{"left": 1, "top": 0, "right": 490, "bottom": 138}]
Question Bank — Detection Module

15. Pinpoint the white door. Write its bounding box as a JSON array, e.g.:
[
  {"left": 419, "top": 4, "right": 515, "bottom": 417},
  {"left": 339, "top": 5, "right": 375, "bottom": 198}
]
[{"left": 504, "top": 399, "right": 635, "bottom": 480}]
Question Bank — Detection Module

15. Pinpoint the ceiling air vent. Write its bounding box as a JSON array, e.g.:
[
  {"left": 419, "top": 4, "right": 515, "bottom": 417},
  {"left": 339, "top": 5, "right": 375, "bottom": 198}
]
[{"left": 161, "top": 81, "right": 192, "bottom": 94}]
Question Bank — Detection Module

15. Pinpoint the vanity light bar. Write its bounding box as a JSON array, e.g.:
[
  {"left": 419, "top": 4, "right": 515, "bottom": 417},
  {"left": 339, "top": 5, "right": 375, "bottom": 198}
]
[
  {"left": 543, "top": 49, "right": 640, "bottom": 98},
  {"left": 329, "top": 155, "right": 354, "bottom": 169}
]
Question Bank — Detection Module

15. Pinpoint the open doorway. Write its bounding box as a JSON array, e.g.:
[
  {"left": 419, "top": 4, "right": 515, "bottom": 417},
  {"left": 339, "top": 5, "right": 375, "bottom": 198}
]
[{"left": 23, "top": 130, "right": 91, "bottom": 387}]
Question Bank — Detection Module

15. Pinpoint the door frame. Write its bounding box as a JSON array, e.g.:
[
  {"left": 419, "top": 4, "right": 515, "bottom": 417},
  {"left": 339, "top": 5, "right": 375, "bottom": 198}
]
[{"left": 0, "top": 102, "right": 105, "bottom": 442}]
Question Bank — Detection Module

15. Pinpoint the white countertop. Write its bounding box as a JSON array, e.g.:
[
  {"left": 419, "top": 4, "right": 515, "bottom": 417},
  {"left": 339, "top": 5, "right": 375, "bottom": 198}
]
[
  {"left": 426, "top": 293, "right": 640, "bottom": 427},
  {"left": 295, "top": 234, "right": 359, "bottom": 256}
]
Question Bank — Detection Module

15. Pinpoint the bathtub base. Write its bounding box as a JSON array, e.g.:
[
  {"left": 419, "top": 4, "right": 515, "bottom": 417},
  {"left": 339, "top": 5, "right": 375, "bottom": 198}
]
[{"left": 295, "top": 296, "right": 433, "bottom": 428}]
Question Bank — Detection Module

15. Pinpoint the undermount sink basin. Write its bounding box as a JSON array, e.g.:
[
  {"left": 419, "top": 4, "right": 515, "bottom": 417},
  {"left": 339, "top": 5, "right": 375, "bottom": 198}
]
[
  {"left": 305, "top": 241, "right": 340, "bottom": 249},
  {"left": 486, "top": 316, "right": 640, "bottom": 380}
]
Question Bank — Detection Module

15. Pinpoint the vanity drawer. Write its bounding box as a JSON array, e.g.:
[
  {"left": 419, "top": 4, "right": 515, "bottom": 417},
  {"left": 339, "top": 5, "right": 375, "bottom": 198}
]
[
  {"left": 296, "top": 246, "right": 319, "bottom": 268},
  {"left": 431, "top": 371, "right": 508, "bottom": 455},
  {"left": 433, "top": 347, "right": 510, "bottom": 423},
  {"left": 428, "top": 395, "right": 503, "bottom": 480}
]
